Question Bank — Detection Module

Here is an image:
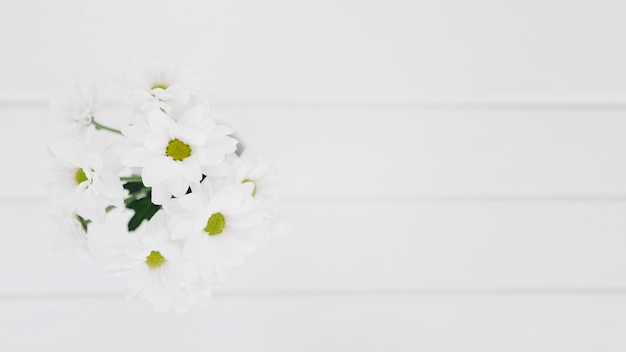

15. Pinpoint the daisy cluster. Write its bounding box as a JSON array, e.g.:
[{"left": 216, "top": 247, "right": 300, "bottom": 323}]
[{"left": 42, "top": 66, "right": 279, "bottom": 312}]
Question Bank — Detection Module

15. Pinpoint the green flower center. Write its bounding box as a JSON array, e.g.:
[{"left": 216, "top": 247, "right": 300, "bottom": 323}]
[
  {"left": 151, "top": 84, "right": 168, "bottom": 90},
  {"left": 75, "top": 168, "right": 89, "bottom": 185},
  {"left": 242, "top": 178, "right": 257, "bottom": 197},
  {"left": 145, "top": 250, "right": 166, "bottom": 268},
  {"left": 165, "top": 139, "right": 192, "bottom": 161},
  {"left": 204, "top": 212, "right": 225, "bottom": 236}
]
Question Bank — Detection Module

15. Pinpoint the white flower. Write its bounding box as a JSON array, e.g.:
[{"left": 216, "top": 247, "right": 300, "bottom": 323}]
[
  {"left": 107, "top": 212, "right": 207, "bottom": 312},
  {"left": 49, "top": 210, "right": 93, "bottom": 260},
  {"left": 49, "top": 88, "right": 98, "bottom": 137},
  {"left": 205, "top": 152, "right": 280, "bottom": 245},
  {"left": 165, "top": 182, "right": 264, "bottom": 281},
  {"left": 43, "top": 66, "right": 281, "bottom": 312},
  {"left": 121, "top": 106, "right": 238, "bottom": 205},
  {"left": 132, "top": 64, "right": 192, "bottom": 113},
  {"left": 41, "top": 133, "right": 125, "bottom": 222},
  {"left": 231, "top": 151, "right": 279, "bottom": 210}
]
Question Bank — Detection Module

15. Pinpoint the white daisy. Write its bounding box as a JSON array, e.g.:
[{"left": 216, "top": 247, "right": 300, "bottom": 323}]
[
  {"left": 49, "top": 210, "right": 93, "bottom": 260},
  {"left": 107, "top": 212, "right": 207, "bottom": 312},
  {"left": 49, "top": 88, "right": 98, "bottom": 137},
  {"left": 204, "top": 152, "right": 280, "bottom": 246},
  {"left": 41, "top": 133, "right": 125, "bottom": 222},
  {"left": 131, "top": 64, "right": 193, "bottom": 113},
  {"left": 165, "top": 182, "right": 264, "bottom": 281},
  {"left": 231, "top": 151, "right": 279, "bottom": 209},
  {"left": 121, "top": 105, "right": 238, "bottom": 205}
]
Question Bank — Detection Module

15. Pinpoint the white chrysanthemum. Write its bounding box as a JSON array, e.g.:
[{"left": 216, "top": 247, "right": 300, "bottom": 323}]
[
  {"left": 121, "top": 106, "right": 238, "bottom": 205},
  {"left": 165, "top": 182, "right": 264, "bottom": 281},
  {"left": 41, "top": 133, "right": 125, "bottom": 222},
  {"left": 231, "top": 151, "right": 279, "bottom": 209},
  {"left": 203, "top": 152, "right": 281, "bottom": 246},
  {"left": 50, "top": 210, "right": 93, "bottom": 260},
  {"left": 107, "top": 212, "right": 208, "bottom": 312},
  {"left": 49, "top": 88, "right": 98, "bottom": 137},
  {"left": 132, "top": 64, "right": 192, "bottom": 113}
]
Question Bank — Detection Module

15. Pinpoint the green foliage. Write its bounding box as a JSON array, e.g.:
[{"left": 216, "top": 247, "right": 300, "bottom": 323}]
[
  {"left": 75, "top": 214, "right": 91, "bottom": 233},
  {"left": 123, "top": 182, "right": 161, "bottom": 232}
]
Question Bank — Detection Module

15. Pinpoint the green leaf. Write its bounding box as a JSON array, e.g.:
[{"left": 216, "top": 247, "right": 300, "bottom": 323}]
[
  {"left": 123, "top": 181, "right": 145, "bottom": 195},
  {"left": 123, "top": 182, "right": 161, "bottom": 232},
  {"left": 126, "top": 195, "right": 161, "bottom": 232},
  {"left": 75, "top": 214, "right": 91, "bottom": 233}
]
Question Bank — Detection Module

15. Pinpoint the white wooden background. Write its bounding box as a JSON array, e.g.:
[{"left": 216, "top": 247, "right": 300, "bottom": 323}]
[{"left": 2, "top": 0, "right": 626, "bottom": 350}]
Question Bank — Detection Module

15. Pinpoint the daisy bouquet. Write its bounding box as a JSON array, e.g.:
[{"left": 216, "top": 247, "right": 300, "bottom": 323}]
[{"left": 42, "top": 66, "right": 279, "bottom": 312}]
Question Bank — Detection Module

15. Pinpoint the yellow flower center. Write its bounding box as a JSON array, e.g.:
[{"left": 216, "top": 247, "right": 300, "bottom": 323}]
[
  {"left": 145, "top": 250, "right": 166, "bottom": 268},
  {"left": 242, "top": 178, "right": 257, "bottom": 197},
  {"left": 165, "top": 139, "right": 192, "bottom": 161},
  {"left": 204, "top": 212, "right": 225, "bottom": 236},
  {"left": 151, "top": 84, "right": 168, "bottom": 90},
  {"left": 75, "top": 168, "right": 89, "bottom": 185}
]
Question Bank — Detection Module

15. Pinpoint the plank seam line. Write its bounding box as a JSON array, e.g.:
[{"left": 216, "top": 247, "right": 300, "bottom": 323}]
[
  {"left": 6, "top": 100, "right": 626, "bottom": 110},
  {"left": 2, "top": 288, "right": 626, "bottom": 300},
  {"left": 8, "top": 195, "right": 626, "bottom": 203}
]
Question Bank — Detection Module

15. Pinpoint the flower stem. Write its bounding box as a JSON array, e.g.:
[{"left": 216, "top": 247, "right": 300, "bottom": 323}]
[
  {"left": 93, "top": 119, "right": 122, "bottom": 135},
  {"left": 120, "top": 176, "right": 143, "bottom": 183}
]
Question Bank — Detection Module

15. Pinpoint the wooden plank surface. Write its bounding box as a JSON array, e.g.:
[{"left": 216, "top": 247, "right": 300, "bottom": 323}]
[
  {"left": 4, "top": 106, "right": 626, "bottom": 198},
  {"left": 1, "top": 294, "right": 625, "bottom": 351},
  {"left": 3, "top": 0, "right": 626, "bottom": 349},
  {"left": 2, "top": 0, "right": 626, "bottom": 102},
  {"left": 2, "top": 200, "right": 626, "bottom": 294}
]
